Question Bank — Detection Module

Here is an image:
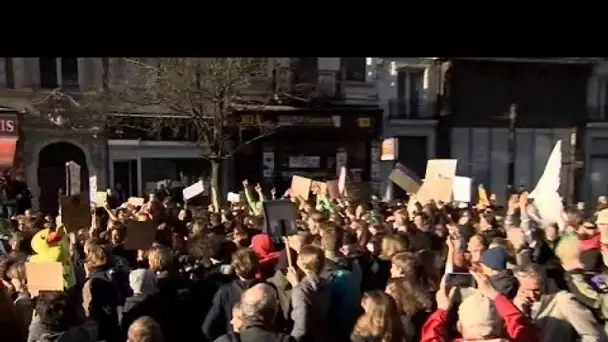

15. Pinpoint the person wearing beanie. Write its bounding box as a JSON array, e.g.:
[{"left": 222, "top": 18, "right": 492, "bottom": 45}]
[{"left": 479, "top": 247, "right": 518, "bottom": 299}]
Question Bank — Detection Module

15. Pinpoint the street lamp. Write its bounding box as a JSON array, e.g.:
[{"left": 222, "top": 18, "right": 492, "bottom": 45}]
[{"left": 507, "top": 103, "right": 517, "bottom": 195}]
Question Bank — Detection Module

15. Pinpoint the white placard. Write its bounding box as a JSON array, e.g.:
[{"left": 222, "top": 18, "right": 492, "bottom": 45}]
[
  {"left": 425, "top": 159, "right": 458, "bottom": 180},
  {"left": 66, "top": 161, "right": 81, "bottom": 196},
  {"left": 338, "top": 166, "right": 347, "bottom": 194},
  {"left": 452, "top": 176, "right": 472, "bottom": 203},
  {"left": 182, "top": 180, "right": 204, "bottom": 200},
  {"left": 89, "top": 176, "right": 97, "bottom": 203},
  {"left": 227, "top": 192, "right": 241, "bottom": 203}
]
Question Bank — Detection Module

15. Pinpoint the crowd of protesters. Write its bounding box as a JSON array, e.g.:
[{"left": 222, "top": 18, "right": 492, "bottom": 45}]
[{"left": 2, "top": 176, "right": 608, "bottom": 342}]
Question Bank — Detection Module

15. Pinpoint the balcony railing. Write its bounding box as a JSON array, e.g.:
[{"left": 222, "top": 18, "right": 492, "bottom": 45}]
[{"left": 387, "top": 98, "right": 436, "bottom": 119}]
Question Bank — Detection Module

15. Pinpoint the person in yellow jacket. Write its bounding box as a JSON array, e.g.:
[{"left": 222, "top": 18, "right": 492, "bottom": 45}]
[{"left": 29, "top": 225, "right": 75, "bottom": 289}]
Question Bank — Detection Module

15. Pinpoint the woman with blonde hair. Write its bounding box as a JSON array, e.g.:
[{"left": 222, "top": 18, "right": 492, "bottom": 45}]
[{"left": 351, "top": 290, "right": 405, "bottom": 342}]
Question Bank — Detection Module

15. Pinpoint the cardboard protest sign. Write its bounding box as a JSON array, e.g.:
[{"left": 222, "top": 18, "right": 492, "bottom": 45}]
[
  {"left": 183, "top": 180, "right": 204, "bottom": 201},
  {"left": 528, "top": 140, "right": 565, "bottom": 231},
  {"left": 124, "top": 221, "right": 157, "bottom": 250},
  {"left": 452, "top": 176, "right": 472, "bottom": 203},
  {"left": 94, "top": 191, "right": 108, "bottom": 207},
  {"left": 262, "top": 200, "right": 298, "bottom": 239},
  {"left": 326, "top": 180, "right": 340, "bottom": 199},
  {"left": 424, "top": 159, "right": 457, "bottom": 180},
  {"left": 128, "top": 197, "right": 145, "bottom": 207},
  {"left": 389, "top": 163, "right": 422, "bottom": 194},
  {"left": 291, "top": 175, "right": 312, "bottom": 200},
  {"left": 65, "top": 161, "right": 81, "bottom": 196},
  {"left": 25, "top": 262, "right": 63, "bottom": 296},
  {"left": 380, "top": 138, "right": 399, "bottom": 161},
  {"left": 227, "top": 192, "right": 241, "bottom": 203},
  {"left": 416, "top": 177, "right": 454, "bottom": 204},
  {"left": 60, "top": 193, "right": 91, "bottom": 232}
]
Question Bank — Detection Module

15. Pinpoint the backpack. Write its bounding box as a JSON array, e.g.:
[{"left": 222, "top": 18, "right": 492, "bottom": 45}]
[{"left": 325, "top": 260, "right": 360, "bottom": 339}]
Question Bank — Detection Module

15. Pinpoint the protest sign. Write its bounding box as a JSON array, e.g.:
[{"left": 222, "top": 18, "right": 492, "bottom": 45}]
[
  {"left": 262, "top": 200, "right": 298, "bottom": 240},
  {"left": 416, "top": 177, "right": 454, "bottom": 204},
  {"left": 380, "top": 138, "right": 399, "bottom": 161},
  {"left": 89, "top": 175, "right": 97, "bottom": 203},
  {"left": 528, "top": 140, "right": 564, "bottom": 230},
  {"left": 291, "top": 175, "right": 312, "bottom": 200},
  {"left": 425, "top": 159, "right": 457, "bottom": 180},
  {"left": 124, "top": 221, "right": 157, "bottom": 250},
  {"left": 389, "top": 163, "right": 422, "bottom": 194},
  {"left": 65, "top": 161, "right": 81, "bottom": 196},
  {"left": 94, "top": 191, "right": 108, "bottom": 207},
  {"left": 183, "top": 180, "right": 204, "bottom": 201},
  {"left": 60, "top": 193, "right": 91, "bottom": 232},
  {"left": 452, "top": 176, "right": 472, "bottom": 203},
  {"left": 338, "top": 166, "right": 347, "bottom": 194},
  {"left": 25, "top": 262, "right": 63, "bottom": 296},
  {"left": 227, "top": 192, "right": 241, "bottom": 203},
  {"left": 128, "top": 197, "right": 145, "bottom": 207}
]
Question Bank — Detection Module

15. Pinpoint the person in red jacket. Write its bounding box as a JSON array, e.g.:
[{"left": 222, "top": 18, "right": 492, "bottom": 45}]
[
  {"left": 250, "top": 234, "right": 280, "bottom": 280},
  {"left": 420, "top": 270, "right": 539, "bottom": 342}
]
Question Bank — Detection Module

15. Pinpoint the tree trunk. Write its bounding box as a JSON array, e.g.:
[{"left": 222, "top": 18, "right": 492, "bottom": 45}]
[{"left": 210, "top": 159, "right": 221, "bottom": 212}]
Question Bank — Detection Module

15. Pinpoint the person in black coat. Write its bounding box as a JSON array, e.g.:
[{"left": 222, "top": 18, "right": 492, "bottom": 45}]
[
  {"left": 213, "top": 283, "right": 295, "bottom": 342},
  {"left": 84, "top": 247, "right": 121, "bottom": 342},
  {"left": 203, "top": 248, "right": 261, "bottom": 341},
  {"left": 120, "top": 269, "right": 162, "bottom": 340}
]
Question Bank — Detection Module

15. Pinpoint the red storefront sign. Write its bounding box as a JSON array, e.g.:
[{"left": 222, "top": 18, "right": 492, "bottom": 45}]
[{"left": 0, "top": 113, "right": 19, "bottom": 166}]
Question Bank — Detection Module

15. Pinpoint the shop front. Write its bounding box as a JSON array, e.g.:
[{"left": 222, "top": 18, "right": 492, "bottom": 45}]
[{"left": 235, "top": 107, "right": 382, "bottom": 192}]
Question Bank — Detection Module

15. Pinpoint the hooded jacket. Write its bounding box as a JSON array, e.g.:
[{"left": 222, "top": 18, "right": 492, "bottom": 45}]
[{"left": 250, "top": 234, "right": 280, "bottom": 280}]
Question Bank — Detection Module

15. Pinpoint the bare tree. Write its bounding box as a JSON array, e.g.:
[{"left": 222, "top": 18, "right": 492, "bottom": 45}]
[{"left": 99, "top": 58, "right": 315, "bottom": 210}]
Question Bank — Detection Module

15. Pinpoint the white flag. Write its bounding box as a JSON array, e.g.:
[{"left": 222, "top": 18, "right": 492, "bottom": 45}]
[{"left": 529, "top": 140, "right": 565, "bottom": 230}]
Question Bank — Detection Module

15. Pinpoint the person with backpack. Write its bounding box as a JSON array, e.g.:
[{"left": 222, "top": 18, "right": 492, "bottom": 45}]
[{"left": 319, "top": 226, "right": 361, "bottom": 342}]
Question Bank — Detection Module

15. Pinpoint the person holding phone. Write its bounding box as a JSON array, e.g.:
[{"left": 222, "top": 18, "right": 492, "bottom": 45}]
[{"left": 420, "top": 272, "right": 539, "bottom": 342}]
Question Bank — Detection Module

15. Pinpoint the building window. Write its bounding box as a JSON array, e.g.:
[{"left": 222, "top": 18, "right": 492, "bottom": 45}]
[
  {"left": 39, "top": 57, "right": 79, "bottom": 90},
  {"left": 4, "top": 58, "right": 13, "bottom": 89},
  {"left": 61, "top": 58, "right": 79, "bottom": 90},
  {"left": 342, "top": 58, "right": 366, "bottom": 81},
  {"left": 40, "top": 57, "right": 58, "bottom": 89},
  {"left": 391, "top": 68, "right": 425, "bottom": 118}
]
